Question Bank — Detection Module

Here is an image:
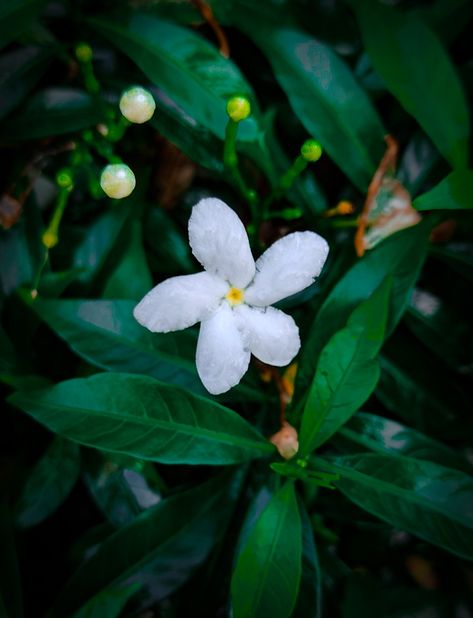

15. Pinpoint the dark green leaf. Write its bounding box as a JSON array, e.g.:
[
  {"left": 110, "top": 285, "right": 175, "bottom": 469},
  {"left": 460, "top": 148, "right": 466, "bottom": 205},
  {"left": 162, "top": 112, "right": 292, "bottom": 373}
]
[
  {"left": 414, "top": 170, "right": 473, "bottom": 210},
  {"left": 0, "top": 46, "right": 53, "bottom": 120},
  {"left": 9, "top": 373, "right": 274, "bottom": 465},
  {"left": 293, "top": 500, "right": 322, "bottom": 618},
  {"left": 353, "top": 1, "right": 470, "bottom": 168},
  {"left": 72, "top": 583, "right": 140, "bottom": 618},
  {"left": 1, "top": 88, "right": 104, "bottom": 140},
  {"left": 0, "top": 0, "right": 45, "bottom": 51},
  {"left": 336, "top": 412, "right": 472, "bottom": 474},
  {"left": 319, "top": 453, "right": 473, "bottom": 560},
  {"left": 240, "top": 22, "right": 385, "bottom": 190},
  {"left": 299, "top": 278, "right": 390, "bottom": 456},
  {"left": 295, "top": 221, "right": 430, "bottom": 403},
  {"left": 15, "top": 437, "right": 81, "bottom": 528},
  {"left": 231, "top": 482, "right": 302, "bottom": 618},
  {"left": 88, "top": 13, "right": 261, "bottom": 142},
  {"left": 51, "top": 471, "right": 240, "bottom": 617}
]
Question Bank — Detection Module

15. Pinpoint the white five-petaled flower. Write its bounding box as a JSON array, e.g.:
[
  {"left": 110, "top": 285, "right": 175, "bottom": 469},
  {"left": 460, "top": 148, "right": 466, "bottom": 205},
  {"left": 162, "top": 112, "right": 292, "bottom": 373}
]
[{"left": 133, "top": 198, "right": 329, "bottom": 395}]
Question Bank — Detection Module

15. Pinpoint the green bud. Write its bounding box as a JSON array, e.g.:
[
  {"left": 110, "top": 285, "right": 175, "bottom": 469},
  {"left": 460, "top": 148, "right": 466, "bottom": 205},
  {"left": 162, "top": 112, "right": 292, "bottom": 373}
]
[
  {"left": 301, "top": 139, "right": 323, "bottom": 162},
  {"left": 42, "top": 230, "right": 58, "bottom": 249},
  {"left": 56, "top": 168, "right": 74, "bottom": 189},
  {"left": 75, "top": 42, "right": 93, "bottom": 63},
  {"left": 119, "top": 86, "right": 156, "bottom": 124},
  {"left": 100, "top": 164, "right": 136, "bottom": 199},
  {"left": 226, "top": 96, "right": 251, "bottom": 122}
]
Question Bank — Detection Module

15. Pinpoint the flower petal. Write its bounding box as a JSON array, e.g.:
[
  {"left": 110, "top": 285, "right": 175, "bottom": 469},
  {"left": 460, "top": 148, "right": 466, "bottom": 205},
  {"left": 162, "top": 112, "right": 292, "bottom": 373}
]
[
  {"left": 133, "top": 272, "right": 228, "bottom": 333},
  {"left": 196, "top": 303, "right": 250, "bottom": 395},
  {"left": 188, "top": 198, "right": 255, "bottom": 288},
  {"left": 245, "top": 231, "right": 329, "bottom": 306},
  {"left": 235, "top": 305, "right": 300, "bottom": 366}
]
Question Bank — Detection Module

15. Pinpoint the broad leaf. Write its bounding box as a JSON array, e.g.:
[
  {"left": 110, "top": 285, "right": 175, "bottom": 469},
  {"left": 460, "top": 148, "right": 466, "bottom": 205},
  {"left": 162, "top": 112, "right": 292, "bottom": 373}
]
[
  {"left": 0, "top": 0, "right": 45, "bottom": 51},
  {"left": 336, "top": 412, "right": 472, "bottom": 474},
  {"left": 73, "top": 583, "right": 140, "bottom": 618},
  {"left": 240, "top": 22, "right": 385, "bottom": 190},
  {"left": 231, "top": 482, "right": 302, "bottom": 618},
  {"left": 295, "top": 221, "right": 430, "bottom": 402},
  {"left": 1, "top": 88, "right": 103, "bottom": 140},
  {"left": 293, "top": 500, "right": 322, "bottom": 618},
  {"left": 88, "top": 13, "right": 261, "bottom": 143},
  {"left": 50, "top": 471, "right": 240, "bottom": 617},
  {"left": 414, "top": 170, "right": 473, "bottom": 210},
  {"left": 15, "top": 437, "right": 81, "bottom": 528},
  {"left": 353, "top": 0, "right": 470, "bottom": 169},
  {"left": 9, "top": 373, "right": 274, "bottom": 465},
  {"left": 299, "top": 278, "right": 391, "bottom": 457},
  {"left": 319, "top": 453, "right": 473, "bottom": 561}
]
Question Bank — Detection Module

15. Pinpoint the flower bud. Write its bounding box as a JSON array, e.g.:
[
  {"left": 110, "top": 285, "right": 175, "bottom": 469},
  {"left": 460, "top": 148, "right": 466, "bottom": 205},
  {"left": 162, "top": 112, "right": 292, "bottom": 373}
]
[
  {"left": 100, "top": 164, "right": 136, "bottom": 199},
  {"left": 42, "top": 230, "right": 58, "bottom": 249},
  {"left": 75, "top": 43, "right": 93, "bottom": 63},
  {"left": 56, "top": 168, "right": 74, "bottom": 189},
  {"left": 119, "top": 86, "right": 156, "bottom": 124},
  {"left": 270, "top": 422, "right": 299, "bottom": 461},
  {"left": 226, "top": 96, "right": 251, "bottom": 122},
  {"left": 301, "top": 138, "right": 323, "bottom": 162}
]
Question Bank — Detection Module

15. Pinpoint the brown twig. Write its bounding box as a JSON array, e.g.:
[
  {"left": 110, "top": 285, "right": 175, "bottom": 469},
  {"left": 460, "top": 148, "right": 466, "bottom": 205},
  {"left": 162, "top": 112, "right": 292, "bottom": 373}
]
[{"left": 192, "top": 0, "right": 230, "bottom": 58}]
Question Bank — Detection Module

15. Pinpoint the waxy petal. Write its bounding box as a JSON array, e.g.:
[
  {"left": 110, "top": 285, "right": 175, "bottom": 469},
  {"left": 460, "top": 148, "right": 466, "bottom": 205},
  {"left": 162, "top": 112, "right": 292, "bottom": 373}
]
[
  {"left": 235, "top": 305, "right": 300, "bottom": 366},
  {"left": 188, "top": 198, "right": 255, "bottom": 288},
  {"left": 133, "top": 272, "right": 228, "bottom": 333},
  {"left": 245, "top": 231, "right": 329, "bottom": 306},
  {"left": 196, "top": 303, "right": 250, "bottom": 395}
]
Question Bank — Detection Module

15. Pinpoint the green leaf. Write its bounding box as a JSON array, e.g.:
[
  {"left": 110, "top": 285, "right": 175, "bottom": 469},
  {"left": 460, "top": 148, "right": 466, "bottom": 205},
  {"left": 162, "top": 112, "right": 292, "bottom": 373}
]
[
  {"left": 293, "top": 501, "right": 322, "bottom": 618},
  {"left": 73, "top": 583, "right": 140, "bottom": 618},
  {"left": 0, "top": 46, "right": 54, "bottom": 121},
  {"left": 88, "top": 12, "right": 261, "bottom": 143},
  {"left": 299, "top": 278, "right": 391, "bottom": 457},
  {"left": 0, "top": 0, "right": 45, "bottom": 51},
  {"left": 414, "top": 170, "right": 473, "bottom": 210},
  {"left": 15, "top": 437, "right": 81, "bottom": 528},
  {"left": 50, "top": 471, "right": 240, "bottom": 617},
  {"left": 319, "top": 453, "right": 473, "bottom": 561},
  {"left": 9, "top": 373, "right": 274, "bottom": 465},
  {"left": 102, "top": 219, "right": 152, "bottom": 300},
  {"left": 353, "top": 1, "right": 470, "bottom": 169},
  {"left": 237, "top": 21, "right": 385, "bottom": 190},
  {"left": 1, "top": 88, "right": 104, "bottom": 140},
  {"left": 336, "top": 412, "right": 472, "bottom": 474},
  {"left": 295, "top": 221, "right": 430, "bottom": 403},
  {"left": 231, "top": 482, "right": 302, "bottom": 618}
]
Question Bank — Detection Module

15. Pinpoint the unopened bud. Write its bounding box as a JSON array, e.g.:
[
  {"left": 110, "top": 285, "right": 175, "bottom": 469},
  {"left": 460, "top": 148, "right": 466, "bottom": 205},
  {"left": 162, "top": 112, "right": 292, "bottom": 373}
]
[
  {"left": 270, "top": 422, "right": 299, "bottom": 460},
  {"left": 119, "top": 86, "right": 156, "bottom": 124},
  {"left": 301, "top": 138, "right": 323, "bottom": 162},
  {"left": 56, "top": 168, "right": 74, "bottom": 189},
  {"left": 75, "top": 42, "right": 93, "bottom": 63},
  {"left": 100, "top": 164, "right": 136, "bottom": 199},
  {"left": 42, "top": 230, "right": 58, "bottom": 249},
  {"left": 226, "top": 96, "right": 251, "bottom": 122}
]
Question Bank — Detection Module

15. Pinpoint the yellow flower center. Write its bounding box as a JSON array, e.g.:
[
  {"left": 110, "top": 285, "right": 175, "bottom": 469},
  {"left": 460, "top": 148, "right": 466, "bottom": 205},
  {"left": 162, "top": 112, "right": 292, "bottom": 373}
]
[{"left": 226, "top": 287, "right": 244, "bottom": 306}]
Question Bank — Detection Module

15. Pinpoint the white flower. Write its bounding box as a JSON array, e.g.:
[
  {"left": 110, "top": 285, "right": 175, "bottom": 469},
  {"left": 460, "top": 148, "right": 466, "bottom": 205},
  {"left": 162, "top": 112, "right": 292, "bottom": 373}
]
[{"left": 133, "top": 198, "right": 329, "bottom": 395}]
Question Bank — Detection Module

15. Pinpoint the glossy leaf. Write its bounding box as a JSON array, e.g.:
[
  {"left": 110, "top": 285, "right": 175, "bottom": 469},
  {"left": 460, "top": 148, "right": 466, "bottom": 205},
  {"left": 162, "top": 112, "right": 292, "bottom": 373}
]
[
  {"left": 50, "top": 471, "right": 240, "bottom": 617},
  {"left": 73, "top": 583, "right": 140, "bottom": 618},
  {"left": 414, "top": 170, "right": 473, "bottom": 210},
  {"left": 319, "top": 453, "right": 473, "bottom": 561},
  {"left": 241, "top": 22, "right": 385, "bottom": 190},
  {"left": 88, "top": 13, "right": 261, "bottom": 142},
  {"left": 295, "top": 221, "right": 430, "bottom": 402},
  {"left": 1, "top": 88, "right": 103, "bottom": 140},
  {"left": 231, "top": 481, "right": 302, "bottom": 618},
  {"left": 353, "top": 0, "right": 470, "bottom": 168},
  {"left": 299, "top": 278, "right": 390, "bottom": 457},
  {"left": 336, "top": 412, "right": 472, "bottom": 474},
  {"left": 15, "top": 437, "right": 81, "bottom": 528},
  {"left": 9, "top": 373, "right": 274, "bottom": 465},
  {"left": 0, "top": 46, "right": 53, "bottom": 121}
]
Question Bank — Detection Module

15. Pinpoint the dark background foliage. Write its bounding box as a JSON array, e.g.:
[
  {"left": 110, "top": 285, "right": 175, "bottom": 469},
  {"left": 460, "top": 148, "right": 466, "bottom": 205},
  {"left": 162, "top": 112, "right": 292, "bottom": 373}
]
[{"left": 1, "top": 0, "right": 473, "bottom": 617}]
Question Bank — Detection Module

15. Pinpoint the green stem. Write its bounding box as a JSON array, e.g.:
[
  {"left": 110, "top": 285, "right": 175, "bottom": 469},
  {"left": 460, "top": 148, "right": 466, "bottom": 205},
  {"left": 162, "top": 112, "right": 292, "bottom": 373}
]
[
  {"left": 263, "top": 155, "right": 308, "bottom": 218},
  {"left": 81, "top": 59, "right": 100, "bottom": 95}
]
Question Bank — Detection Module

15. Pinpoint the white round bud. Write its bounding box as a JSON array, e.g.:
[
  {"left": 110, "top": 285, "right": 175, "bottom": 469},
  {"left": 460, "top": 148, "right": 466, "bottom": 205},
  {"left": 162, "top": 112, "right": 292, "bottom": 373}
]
[
  {"left": 100, "top": 164, "right": 136, "bottom": 199},
  {"left": 119, "top": 86, "right": 156, "bottom": 124}
]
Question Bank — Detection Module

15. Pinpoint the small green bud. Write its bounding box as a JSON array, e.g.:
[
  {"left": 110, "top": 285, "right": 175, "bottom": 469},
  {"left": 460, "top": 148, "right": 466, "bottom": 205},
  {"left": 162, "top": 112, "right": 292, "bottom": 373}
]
[
  {"left": 56, "top": 168, "right": 74, "bottom": 189},
  {"left": 100, "top": 164, "right": 136, "bottom": 199},
  {"left": 119, "top": 86, "right": 156, "bottom": 124},
  {"left": 226, "top": 96, "right": 251, "bottom": 122},
  {"left": 301, "top": 139, "right": 323, "bottom": 162},
  {"left": 42, "top": 230, "right": 58, "bottom": 249},
  {"left": 75, "top": 42, "right": 93, "bottom": 63}
]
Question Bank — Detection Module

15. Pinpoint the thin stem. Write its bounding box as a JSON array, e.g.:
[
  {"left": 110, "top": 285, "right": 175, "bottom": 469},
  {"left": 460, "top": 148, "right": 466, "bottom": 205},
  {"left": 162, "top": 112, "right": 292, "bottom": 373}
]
[{"left": 262, "top": 154, "right": 308, "bottom": 217}]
